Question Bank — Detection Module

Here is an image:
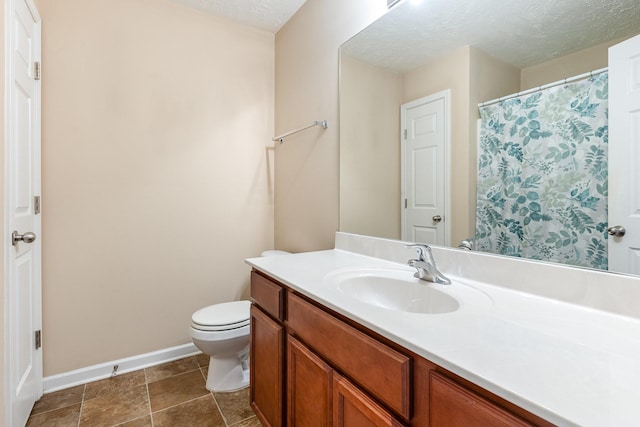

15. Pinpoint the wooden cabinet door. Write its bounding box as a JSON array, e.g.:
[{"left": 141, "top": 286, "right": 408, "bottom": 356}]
[
  {"left": 430, "top": 372, "right": 534, "bottom": 427},
  {"left": 333, "top": 373, "right": 405, "bottom": 427},
  {"left": 287, "top": 336, "right": 333, "bottom": 426},
  {"left": 288, "top": 293, "right": 411, "bottom": 419},
  {"left": 250, "top": 305, "right": 284, "bottom": 427}
]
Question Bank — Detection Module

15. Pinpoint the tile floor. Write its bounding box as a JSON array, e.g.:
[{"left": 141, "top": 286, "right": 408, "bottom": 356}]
[{"left": 27, "top": 353, "right": 262, "bottom": 427}]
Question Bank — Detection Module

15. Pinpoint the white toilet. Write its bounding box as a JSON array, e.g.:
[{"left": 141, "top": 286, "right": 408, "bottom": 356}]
[
  {"left": 190, "top": 300, "right": 251, "bottom": 392},
  {"left": 190, "top": 249, "right": 290, "bottom": 392}
]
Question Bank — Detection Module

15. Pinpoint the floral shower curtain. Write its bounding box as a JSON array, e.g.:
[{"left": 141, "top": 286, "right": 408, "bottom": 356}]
[{"left": 475, "top": 72, "right": 609, "bottom": 269}]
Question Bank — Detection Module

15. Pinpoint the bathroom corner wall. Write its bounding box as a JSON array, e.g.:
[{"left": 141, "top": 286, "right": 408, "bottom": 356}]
[
  {"left": 36, "top": 0, "right": 275, "bottom": 375},
  {"left": 274, "top": 0, "right": 387, "bottom": 253}
]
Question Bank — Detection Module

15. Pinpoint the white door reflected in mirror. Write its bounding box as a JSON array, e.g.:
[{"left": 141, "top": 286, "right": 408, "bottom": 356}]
[
  {"left": 608, "top": 34, "right": 640, "bottom": 275},
  {"left": 401, "top": 90, "right": 450, "bottom": 246}
]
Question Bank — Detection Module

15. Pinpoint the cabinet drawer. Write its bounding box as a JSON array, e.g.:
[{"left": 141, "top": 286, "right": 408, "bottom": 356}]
[
  {"left": 287, "top": 293, "right": 411, "bottom": 419},
  {"left": 251, "top": 271, "right": 284, "bottom": 321},
  {"left": 430, "top": 372, "right": 534, "bottom": 427}
]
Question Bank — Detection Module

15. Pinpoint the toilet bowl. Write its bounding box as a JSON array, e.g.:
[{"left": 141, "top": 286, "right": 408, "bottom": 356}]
[{"left": 190, "top": 300, "right": 251, "bottom": 392}]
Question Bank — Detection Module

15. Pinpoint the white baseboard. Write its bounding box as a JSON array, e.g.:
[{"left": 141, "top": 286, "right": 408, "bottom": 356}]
[{"left": 43, "top": 343, "right": 200, "bottom": 393}]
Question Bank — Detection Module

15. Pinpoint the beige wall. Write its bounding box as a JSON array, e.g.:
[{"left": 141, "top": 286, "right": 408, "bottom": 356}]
[
  {"left": 274, "top": 0, "right": 387, "bottom": 252},
  {"left": 36, "top": 0, "right": 275, "bottom": 375},
  {"left": 340, "top": 56, "right": 402, "bottom": 239},
  {"left": 520, "top": 37, "right": 627, "bottom": 90}
]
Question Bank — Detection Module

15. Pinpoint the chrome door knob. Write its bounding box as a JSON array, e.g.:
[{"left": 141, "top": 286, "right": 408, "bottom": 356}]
[
  {"left": 432, "top": 215, "right": 442, "bottom": 223},
  {"left": 12, "top": 231, "right": 36, "bottom": 246},
  {"left": 607, "top": 225, "right": 626, "bottom": 237}
]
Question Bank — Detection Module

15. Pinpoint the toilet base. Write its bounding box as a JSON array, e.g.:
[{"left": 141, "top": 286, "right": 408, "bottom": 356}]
[{"left": 206, "top": 355, "right": 249, "bottom": 392}]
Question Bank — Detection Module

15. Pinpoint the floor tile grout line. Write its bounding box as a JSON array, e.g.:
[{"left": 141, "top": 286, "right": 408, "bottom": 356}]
[
  {"left": 144, "top": 368, "right": 155, "bottom": 427},
  {"left": 231, "top": 414, "right": 259, "bottom": 426},
  {"left": 77, "top": 384, "right": 86, "bottom": 427},
  {"left": 147, "top": 365, "right": 203, "bottom": 387},
  {"left": 198, "top": 368, "right": 230, "bottom": 426},
  {"left": 27, "top": 385, "right": 87, "bottom": 418},
  {"left": 228, "top": 416, "right": 259, "bottom": 427},
  {"left": 151, "top": 392, "right": 215, "bottom": 415},
  {"left": 112, "top": 415, "right": 152, "bottom": 427},
  {"left": 144, "top": 355, "right": 202, "bottom": 385},
  {"left": 210, "top": 389, "right": 230, "bottom": 427},
  {"left": 26, "top": 401, "right": 78, "bottom": 418}
]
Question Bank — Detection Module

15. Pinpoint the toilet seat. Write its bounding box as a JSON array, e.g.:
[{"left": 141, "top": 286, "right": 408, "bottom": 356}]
[{"left": 191, "top": 300, "right": 250, "bottom": 332}]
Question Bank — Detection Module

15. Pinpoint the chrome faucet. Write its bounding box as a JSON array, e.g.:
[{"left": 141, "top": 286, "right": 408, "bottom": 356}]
[{"left": 406, "top": 244, "right": 451, "bottom": 285}]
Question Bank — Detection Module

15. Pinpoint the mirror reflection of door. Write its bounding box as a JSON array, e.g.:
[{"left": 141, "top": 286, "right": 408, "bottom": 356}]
[
  {"left": 608, "top": 34, "right": 640, "bottom": 274},
  {"left": 401, "top": 90, "right": 450, "bottom": 246}
]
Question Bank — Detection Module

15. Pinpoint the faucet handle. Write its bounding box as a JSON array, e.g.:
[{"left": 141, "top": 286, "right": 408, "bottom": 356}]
[{"left": 405, "top": 243, "right": 433, "bottom": 261}]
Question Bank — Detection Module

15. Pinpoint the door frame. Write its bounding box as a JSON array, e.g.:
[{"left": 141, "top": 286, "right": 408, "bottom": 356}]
[
  {"left": 400, "top": 89, "right": 451, "bottom": 246},
  {"left": 608, "top": 34, "right": 640, "bottom": 274},
  {"left": 4, "top": 0, "right": 43, "bottom": 424}
]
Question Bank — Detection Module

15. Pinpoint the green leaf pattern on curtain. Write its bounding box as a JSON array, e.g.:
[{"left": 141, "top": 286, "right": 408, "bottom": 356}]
[{"left": 476, "top": 72, "right": 608, "bottom": 270}]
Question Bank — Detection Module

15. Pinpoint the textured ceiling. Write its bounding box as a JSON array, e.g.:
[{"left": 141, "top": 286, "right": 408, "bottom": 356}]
[
  {"left": 169, "top": 0, "right": 308, "bottom": 32},
  {"left": 342, "top": 0, "right": 640, "bottom": 72}
]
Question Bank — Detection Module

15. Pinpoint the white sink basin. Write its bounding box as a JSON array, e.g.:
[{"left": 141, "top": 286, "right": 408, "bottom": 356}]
[{"left": 323, "top": 267, "right": 491, "bottom": 314}]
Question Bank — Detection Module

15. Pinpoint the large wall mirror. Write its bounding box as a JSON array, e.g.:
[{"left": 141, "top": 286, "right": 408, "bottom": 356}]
[{"left": 339, "top": 0, "right": 640, "bottom": 274}]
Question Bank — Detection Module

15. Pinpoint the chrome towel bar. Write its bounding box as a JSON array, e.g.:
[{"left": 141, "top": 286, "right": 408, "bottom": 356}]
[{"left": 273, "top": 120, "right": 328, "bottom": 143}]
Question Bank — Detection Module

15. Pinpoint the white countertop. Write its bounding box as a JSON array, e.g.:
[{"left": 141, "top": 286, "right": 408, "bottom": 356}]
[{"left": 246, "top": 248, "right": 640, "bottom": 427}]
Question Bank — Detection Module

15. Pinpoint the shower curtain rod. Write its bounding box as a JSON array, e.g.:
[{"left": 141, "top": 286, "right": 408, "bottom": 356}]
[
  {"left": 478, "top": 67, "right": 608, "bottom": 108},
  {"left": 272, "top": 120, "right": 328, "bottom": 143}
]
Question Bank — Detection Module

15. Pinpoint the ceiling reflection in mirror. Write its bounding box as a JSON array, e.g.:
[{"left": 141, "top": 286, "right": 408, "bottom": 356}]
[{"left": 339, "top": 0, "right": 640, "bottom": 274}]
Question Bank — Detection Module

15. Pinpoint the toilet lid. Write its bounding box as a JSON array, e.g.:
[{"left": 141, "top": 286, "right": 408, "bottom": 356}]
[{"left": 191, "top": 300, "right": 250, "bottom": 331}]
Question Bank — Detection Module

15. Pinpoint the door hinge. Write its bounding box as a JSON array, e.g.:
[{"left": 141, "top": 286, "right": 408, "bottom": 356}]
[
  {"left": 34, "top": 196, "right": 41, "bottom": 215},
  {"left": 34, "top": 61, "right": 41, "bottom": 80},
  {"left": 35, "top": 330, "right": 41, "bottom": 350},
  {"left": 404, "top": 198, "right": 408, "bottom": 208},
  {"left": 404, "top": 129, "right": 408, "bottom": 139}
]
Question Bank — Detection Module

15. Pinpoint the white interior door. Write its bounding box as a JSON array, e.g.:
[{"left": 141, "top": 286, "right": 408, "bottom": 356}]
[
  {"left": 401, "top": 90, "right": 450, "bottom": 246},
  {"left": 608, "top": 34, "right": 640, "bottom": 274},
  {"left": 5, "top": 0, "right": 42, "bottom": 425}
]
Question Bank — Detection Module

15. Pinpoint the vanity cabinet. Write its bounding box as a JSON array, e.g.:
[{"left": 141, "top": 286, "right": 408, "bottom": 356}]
[
  {"left": 250, "top": 305, "right": 284, "bottom": 427},
  {"left": 287, "top": 292, "right": 411, "bottom": 420},
  {"left": 288, "top": 331, "right": 404, "bottom": 427},
  {"left": 250, "top": 271, "right": 286, "bottom": 427},
  {"left": 429, "top": 372, "right": 534, "bottom": 427},
  {"left": 250, "top": 269, "right": 552, "bottom": 427}
]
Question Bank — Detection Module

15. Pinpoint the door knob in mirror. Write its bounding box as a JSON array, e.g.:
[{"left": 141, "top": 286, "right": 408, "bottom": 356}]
[{"left": 607, "top": 225, "right": 626, "bottom": 237}]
